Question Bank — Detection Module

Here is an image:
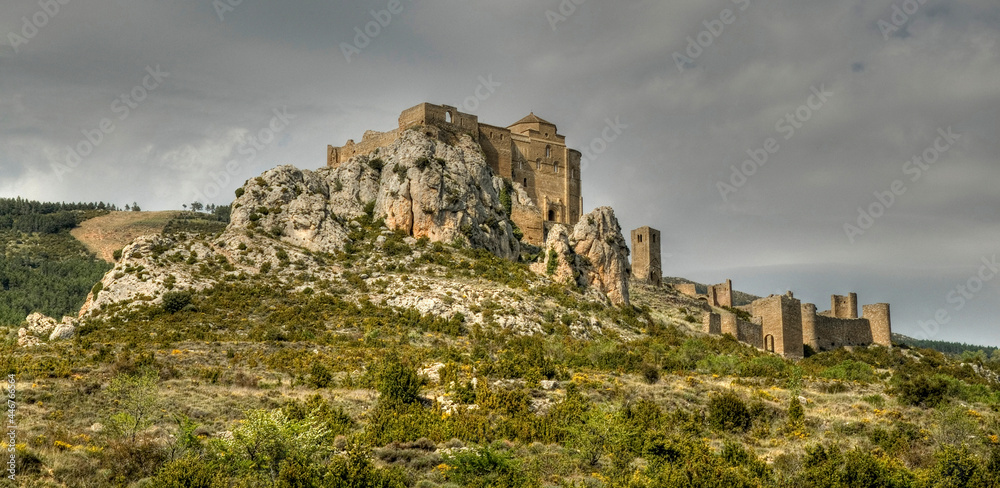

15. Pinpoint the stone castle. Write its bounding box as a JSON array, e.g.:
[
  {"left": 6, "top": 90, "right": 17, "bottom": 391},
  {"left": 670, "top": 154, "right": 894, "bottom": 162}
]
[
  {"left": 328, "top": 103, "right": 583, "bottom": 244},
  {"left": 632, "top": 226, "right": 892, "bottom": 358},
  {"left": 327, "top": 104, "right": 892, "bottom": 358}
]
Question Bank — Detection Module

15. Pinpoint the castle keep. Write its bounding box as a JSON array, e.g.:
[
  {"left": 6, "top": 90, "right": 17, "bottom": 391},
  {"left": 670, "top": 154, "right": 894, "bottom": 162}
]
[{"left": 328, "top": 103, "right": 583, "bottom": 244}]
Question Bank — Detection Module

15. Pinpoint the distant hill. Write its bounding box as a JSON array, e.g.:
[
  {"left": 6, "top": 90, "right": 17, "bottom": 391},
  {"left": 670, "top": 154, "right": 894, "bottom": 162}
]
[
  {"left": 71, "top": 211, "right": 182, "bottom": 262},
  {"left": 893, "top": 332, "right": 999, "bottom": 357},
  {"left": 663, "top": 276, "right": 760, "bottom": 306}
]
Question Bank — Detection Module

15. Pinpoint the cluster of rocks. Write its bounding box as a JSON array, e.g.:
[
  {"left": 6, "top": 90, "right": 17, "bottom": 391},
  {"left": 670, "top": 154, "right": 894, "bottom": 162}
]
[{"left": 17, "top": 312, "right": 77, "bottom": 347}]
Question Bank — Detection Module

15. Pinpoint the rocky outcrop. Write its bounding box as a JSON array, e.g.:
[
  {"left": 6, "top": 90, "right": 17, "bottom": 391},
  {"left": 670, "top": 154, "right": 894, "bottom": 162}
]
[
  {"left": 571, "top": 207, "right": 631, "bottom": 306},
  {"left": 18, "top": 313, "right": 78, "bottom": 347},
  {"left": 530, "top": 224, "right": 577, "bottom": 285},
  {"left": 529, "top": 207, "right": 631, "bottom": 306},
  {"left": 229, "top": 129, "right": 521, "bottom": 260}
]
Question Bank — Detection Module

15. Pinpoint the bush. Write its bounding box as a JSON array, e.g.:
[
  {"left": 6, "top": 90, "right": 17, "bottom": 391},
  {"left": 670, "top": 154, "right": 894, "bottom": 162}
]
[
  {"left": 444, "top": 445, "right": 529, "bottom": 488},
  {"left": 309, "top": 362, "right": 332, "bottom": 388},
  {"left": 709, "top": 390, "right": 752, "bottom": 433},
  {"left": 161, "top": 290, "right": 193, "bottom": 314},
  {"left": 377, "top": 353, "right": 422, "bottom": 407},
  {"left": 895, "top": 374, "right": 949, "bottom": 408},
  {"left": 820, "top": 359, "right": 876, "bottom": 382},
  {"left": 641, "top": 363, "right": 661, "bottom": 384}
]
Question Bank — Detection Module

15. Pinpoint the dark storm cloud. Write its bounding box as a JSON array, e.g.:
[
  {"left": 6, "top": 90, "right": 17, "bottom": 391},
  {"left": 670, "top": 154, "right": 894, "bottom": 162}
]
[{"left": 1, "top": 0, "right": 998, "bottom": 345}]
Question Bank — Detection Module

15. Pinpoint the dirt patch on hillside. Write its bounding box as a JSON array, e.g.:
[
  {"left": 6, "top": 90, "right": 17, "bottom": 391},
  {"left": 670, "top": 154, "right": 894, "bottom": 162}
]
[{"left": 71, "top": 211, "right": 181, "bottom": 262}]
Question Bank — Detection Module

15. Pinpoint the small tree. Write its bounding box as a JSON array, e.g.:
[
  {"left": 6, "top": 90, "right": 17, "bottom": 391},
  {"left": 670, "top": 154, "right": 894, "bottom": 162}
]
[
  {"left": 190, "top": 201, "right": 204, "bottom": 212},
  {"left": 131, "top": 201, "right": 141, "bottom": 211},
  {"left": 105, "top": 370, "right": 159, "bottom": 444}
]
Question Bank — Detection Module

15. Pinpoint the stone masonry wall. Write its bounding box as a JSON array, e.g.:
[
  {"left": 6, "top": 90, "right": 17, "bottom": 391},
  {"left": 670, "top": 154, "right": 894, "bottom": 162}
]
[{"left": 862, "top": 303, "right": 892, "bottom": 346}]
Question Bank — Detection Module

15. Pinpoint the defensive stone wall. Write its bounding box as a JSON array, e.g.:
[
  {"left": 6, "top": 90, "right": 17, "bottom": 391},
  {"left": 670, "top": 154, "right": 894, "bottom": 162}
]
[
  {"left": 707, "top": 279, "right": 733, "bottom": 308},
  {"left": 752, "top": 294, "right": 803, "bottom": 358},
  {"left": 675, "top": 283, "right": 697, "bottom": 297},
  {"left": 812, "top": 315, "right": 874, "bottom": 350}
]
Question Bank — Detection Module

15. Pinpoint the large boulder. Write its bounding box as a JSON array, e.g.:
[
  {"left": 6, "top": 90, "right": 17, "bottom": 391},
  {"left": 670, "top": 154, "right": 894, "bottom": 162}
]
[
  {"left": 229, "top": 130, "right": 520, "bottom": 260},
  {"left": 570, "top": 207, "right": 631, "bottom": 306}
]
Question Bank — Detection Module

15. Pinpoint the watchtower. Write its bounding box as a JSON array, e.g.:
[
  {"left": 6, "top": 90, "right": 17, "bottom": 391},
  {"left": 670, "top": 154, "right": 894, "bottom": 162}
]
[{"left": 630, "top": 226, "right": 661, "bottom": 286}]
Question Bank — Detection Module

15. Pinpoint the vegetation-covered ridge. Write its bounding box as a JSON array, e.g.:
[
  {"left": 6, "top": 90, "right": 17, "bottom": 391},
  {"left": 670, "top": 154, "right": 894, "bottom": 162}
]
[{"left": 3, "top": 213, "right": 1000, "bottom": 486}]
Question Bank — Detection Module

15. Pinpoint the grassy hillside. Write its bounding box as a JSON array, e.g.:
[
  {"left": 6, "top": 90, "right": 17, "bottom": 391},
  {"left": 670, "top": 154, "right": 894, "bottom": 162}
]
[{"left": 2, "top": 213, "right": 999, "bottom": 487}]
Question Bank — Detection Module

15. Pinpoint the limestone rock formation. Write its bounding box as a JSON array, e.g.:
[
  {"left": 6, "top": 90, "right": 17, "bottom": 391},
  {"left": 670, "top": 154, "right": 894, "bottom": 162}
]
[
  {"left": 570, "top": 207, "right": 631, "bottom": 306},
  {"left": 26, "top": 312, "right": 57, "bottom": 337},
  {"left": 230, "top": 129, "right": 520, "bottom": 260},
  {"left": 529, "top": 207, "right": 631, "bottom": 306},
  {"left": 17, "top": 313, "right": 77, "bottom": 346},
  {"left": 529, "top": 224, "right": 577, "bottom": 285}
]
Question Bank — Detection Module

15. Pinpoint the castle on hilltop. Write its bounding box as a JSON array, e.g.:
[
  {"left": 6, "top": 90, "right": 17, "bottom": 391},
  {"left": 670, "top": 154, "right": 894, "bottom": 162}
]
[
  {"left": 631, "top": 226, "right": 892, "bottom": 358},
  {"left": 328, "top": 103, "right": 583, "bottom": 244}
]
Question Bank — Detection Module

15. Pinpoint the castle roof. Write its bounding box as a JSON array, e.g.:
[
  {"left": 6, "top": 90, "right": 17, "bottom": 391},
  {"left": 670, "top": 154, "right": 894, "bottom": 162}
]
[{"left": 510, "top": 112, "right": 555, "bottom": 127}]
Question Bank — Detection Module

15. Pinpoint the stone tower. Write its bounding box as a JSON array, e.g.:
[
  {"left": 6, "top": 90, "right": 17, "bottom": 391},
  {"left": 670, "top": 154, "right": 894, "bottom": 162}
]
[
  {"left": 831, "top": 293, "right": 858, "bottom": 318},
  {"left": 752, "top": 294, "right": 804, "bottom": 358},
  {"left": 630, "top": 226, "right": 661, "bottom": 286},
  {"left": 862, "top": 303, "right": 892, "bottom": 347}
]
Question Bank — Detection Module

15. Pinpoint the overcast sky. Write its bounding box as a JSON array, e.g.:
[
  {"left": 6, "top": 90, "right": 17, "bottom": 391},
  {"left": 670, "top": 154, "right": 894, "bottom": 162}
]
[{"left": 2, "top": 1, "right": 999, "bottom": 346}]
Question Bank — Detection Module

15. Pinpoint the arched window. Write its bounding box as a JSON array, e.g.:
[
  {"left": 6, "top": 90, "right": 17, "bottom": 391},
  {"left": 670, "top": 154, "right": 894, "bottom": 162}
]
[
  {"left": 523, "top": 178, "right": 527, "bottom": 186},
  {"left": 553, "top": 161, "right": 559, "bottom": 173},
  {"left": 445, "top": 111, "right": 452, "bottom": 123},
  {"left": 536, "top": 159, "right": 541, "bottom": 170},
  {"left": 638, "top": 235, "right": 643, "bottom": 243},
  {"left": 518, "top": 160, "right": 523, "bottom": 170},
  {"left": 545, "top": 145, "right": 551, "bottom": 158},
  {"left": 548, "top": 209, "right": 555, "bottom": 221}
]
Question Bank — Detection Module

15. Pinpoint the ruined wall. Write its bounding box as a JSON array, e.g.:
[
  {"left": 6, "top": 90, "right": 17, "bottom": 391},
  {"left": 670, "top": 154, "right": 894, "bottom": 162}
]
[
  {"left": 707, "top": 279, "right": 733, "bottom": 308},
  {"left": 398, "top": 103, "right": 479, "bottom": 134},
  {"left": 675, "top": 283, "right": 697, "bottom": 297},
  {"left": 328, "top": 129, "right": 401, "bottom": 167},
  {"left": 831, "top": 293, "right": 858, "bottom": 319},
  {"left": 510, "top": 184, "right": 544, "bottom": 245},
  {"left": 630, "top": 226, "right": 662, "bottom": 286},
  {"left": 812, "top": 316, "right": 873, "bottom": 350},
  {"left": 862, "top": 303, "right": 892, "bottom": 346},
  {"left": 736, "top": 318, "right": 764, "bottom": 349},
  {"left": 704, "top": 313, "right": 721, "bottom": 335},
  {"left": 752, "top": 295, "right": 803, "bottom": 358}
]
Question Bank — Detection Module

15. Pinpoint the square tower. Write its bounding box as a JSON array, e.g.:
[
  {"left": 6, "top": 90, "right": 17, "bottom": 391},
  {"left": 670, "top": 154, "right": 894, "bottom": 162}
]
[
  {"left": 630, "top": 227, "right": 662, "bottom": 286},
  {"left": 752, "top": 294, "right": 804, "bottom": 358}
]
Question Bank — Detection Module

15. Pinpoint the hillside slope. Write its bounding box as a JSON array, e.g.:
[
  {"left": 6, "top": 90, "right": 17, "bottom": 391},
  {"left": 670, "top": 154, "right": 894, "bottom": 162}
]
[{"left": 70, "top": 211, "right": 181, "bottom": 262}]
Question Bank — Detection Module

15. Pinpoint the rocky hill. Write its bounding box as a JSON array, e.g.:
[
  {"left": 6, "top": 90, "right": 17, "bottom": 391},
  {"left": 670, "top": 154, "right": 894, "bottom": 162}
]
[{"left": 4, "top": 130, "right": 1000, "bottom": 487}]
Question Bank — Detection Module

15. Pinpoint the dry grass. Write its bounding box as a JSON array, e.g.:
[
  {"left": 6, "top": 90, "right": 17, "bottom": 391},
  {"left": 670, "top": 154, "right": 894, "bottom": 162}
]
[{"left": 70, "top": 211, "right": 181, "bottom": 262}]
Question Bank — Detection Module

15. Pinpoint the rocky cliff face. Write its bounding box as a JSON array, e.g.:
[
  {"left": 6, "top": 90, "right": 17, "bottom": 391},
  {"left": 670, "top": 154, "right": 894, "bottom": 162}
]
[
  {"left": 230, "top": 130, "right": 520, "bottom": 260},
  {"left": 530, "top": 207, "right": 631, "bottom": 306}
]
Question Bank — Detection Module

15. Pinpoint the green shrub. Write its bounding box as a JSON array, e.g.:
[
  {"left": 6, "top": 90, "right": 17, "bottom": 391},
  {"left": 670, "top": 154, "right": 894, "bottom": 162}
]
[
  {"left": 377, "top": 353, "right": 422, "bottom": 407},
  {"left": 309, "top": 362, "right": 332, "bottom": 388},
  {"left": 709, "top": 390, "right": 752, "bottom": 433},
  {"left": 895, "top": 374, "right": 949, "bottom": 408},
  {"left": 161, "top": 290, "right": 193, "bottom": 313},
  {"left": 820, "top": 359, "right": 876, "bottom": 382},
  {"left": 444, "top": 444, "right": 530, "bottom": 488},
  {"left": 546, "top": 248, "right": 558, "bottom": 275},
  {"left": 368, "top": 158, "right": 385, "bottom": 172},
  {"left": 739, "top": 355, "right": 791, "bottom": 379},
  {"left": 234, "top": 187, "right": 245, "bottom": 198}
]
